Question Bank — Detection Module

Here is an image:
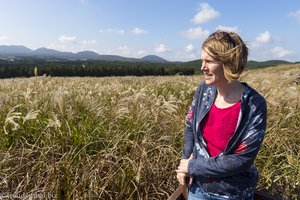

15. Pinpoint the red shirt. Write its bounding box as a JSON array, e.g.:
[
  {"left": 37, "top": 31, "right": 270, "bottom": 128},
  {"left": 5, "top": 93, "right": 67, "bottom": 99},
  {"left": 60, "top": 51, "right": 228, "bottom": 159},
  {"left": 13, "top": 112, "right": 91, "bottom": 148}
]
[{"left": 201, "top": 101, "right": 241, "bottom": 157}]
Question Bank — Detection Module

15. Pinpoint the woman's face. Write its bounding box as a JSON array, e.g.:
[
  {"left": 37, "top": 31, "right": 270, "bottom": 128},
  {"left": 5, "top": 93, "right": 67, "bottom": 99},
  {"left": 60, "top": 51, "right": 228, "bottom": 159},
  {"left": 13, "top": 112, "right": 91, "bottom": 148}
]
[{"left": 200, "top": 48, "right": 227, "bottom": 86}]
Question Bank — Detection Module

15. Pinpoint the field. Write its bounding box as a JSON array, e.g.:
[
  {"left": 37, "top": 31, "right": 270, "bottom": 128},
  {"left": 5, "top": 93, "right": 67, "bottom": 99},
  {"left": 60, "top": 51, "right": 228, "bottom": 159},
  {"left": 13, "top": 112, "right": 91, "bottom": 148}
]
[{"left": 0, "top": 64, "right": 299, "bottom": 199}]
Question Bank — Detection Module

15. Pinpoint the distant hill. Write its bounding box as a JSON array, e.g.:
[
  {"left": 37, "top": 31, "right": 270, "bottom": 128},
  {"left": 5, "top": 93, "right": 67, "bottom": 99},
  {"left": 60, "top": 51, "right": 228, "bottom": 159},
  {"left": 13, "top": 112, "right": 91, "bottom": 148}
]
[
  {"left": 181, "top": 59, "right": 294, "bottom": 68},
  {"left": 0, "top": 45, "right": 163, "bottom": 62},
  {"left": 0, "top": 45, "right": 298, "bottom": 66},
  {"left": 0, "top": 45, "right": 32, "bottom": 55},
  {"left": 246, "top": 60, "right": 292, "bottom": 68},
  {"left": 75, "top": 51, "right": 103, "bottom": 60},
  {"left": 173, "top": 59, "right": 295, "bottom": 71},
  {"left": 141, "top": 55, "right": 168, "bottom": 63},
  {"left": 33, "top": 47, "right": 74, "bottom": 58}
]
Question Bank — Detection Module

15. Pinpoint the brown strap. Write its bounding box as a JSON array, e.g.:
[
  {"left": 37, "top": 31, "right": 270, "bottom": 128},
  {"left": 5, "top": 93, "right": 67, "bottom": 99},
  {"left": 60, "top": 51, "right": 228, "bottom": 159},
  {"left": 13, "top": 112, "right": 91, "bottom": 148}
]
[
  {"left": 167, "top": 185, "right": 188, "bottom": 200},
  {"left": 254, "top": 190, "right": 281, "bottom": 200}
]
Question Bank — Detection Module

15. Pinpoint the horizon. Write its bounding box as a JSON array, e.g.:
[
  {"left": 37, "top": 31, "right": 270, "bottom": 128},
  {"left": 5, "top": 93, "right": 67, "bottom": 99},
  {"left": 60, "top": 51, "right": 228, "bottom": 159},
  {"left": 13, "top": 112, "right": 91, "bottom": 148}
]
[
  {"left": 0, "top": 0, "right": 300, "bottom": 62},
  {"left": 1, "top": 44, "right": 299, "bottom": 63}
]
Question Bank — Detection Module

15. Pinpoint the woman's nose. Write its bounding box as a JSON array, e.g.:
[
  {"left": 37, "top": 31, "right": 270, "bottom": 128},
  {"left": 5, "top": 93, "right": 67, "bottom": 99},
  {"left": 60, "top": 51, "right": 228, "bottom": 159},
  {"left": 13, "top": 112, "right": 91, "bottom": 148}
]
[{"left": 201, "top": 62, "right": 206, "bottom": 71}]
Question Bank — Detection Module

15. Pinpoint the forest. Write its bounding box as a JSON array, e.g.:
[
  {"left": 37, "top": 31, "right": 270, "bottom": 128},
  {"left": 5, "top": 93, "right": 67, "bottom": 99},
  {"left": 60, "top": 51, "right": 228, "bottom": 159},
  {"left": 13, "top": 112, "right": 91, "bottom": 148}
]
[
  {"left": 0, "top": 58, "right": 197, "bottom": 78},
  {"left": 0, "top": 57, "right": 295, "bottom": 78}
]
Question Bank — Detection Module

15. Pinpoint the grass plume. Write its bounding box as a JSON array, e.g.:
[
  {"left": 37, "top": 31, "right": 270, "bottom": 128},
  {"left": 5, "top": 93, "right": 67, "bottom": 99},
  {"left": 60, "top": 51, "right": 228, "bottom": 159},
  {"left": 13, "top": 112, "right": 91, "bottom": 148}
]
[{"left": 0, "top": 64, "right": 299, "bottom": 199}]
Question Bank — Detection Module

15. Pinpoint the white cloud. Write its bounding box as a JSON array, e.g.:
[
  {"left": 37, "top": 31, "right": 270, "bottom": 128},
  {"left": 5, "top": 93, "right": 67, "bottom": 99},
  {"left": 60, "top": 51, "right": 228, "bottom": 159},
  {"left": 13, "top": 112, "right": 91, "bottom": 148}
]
[
  {"left": 215, "top": 25, "right": 239, "bottom": 33},
  {"left": 173, "top": 49, "right": 199, "bottom": 62},
  {"left": 154, "top": 44, "right": 170, "bottom": 53},
  {"left": 288, "top": 10, "right": 300, "bottom": 22},
  {"left": 271, "top": 46, "right": 294, "bottom": 58},
  {"left": 192, "top": 3, "right": 220, "bottom": 24},
  {"left": 256, "top": 31, "right": 271, "bottom": 43},
  {"left": 0, "top": 36, "right": 8, "bottom": 41},
  {"left": 132, "top": 27, "right": 147, "bottom": 34},
  {"left": 180, "top": 44, "right": 199, "bottom": 61},
  {"left": 184, "top": 44, "right": 195, "bottom": 53},
  {"left": 117, "top": 45, "right": 147, "bottom": 57},
  {"left": 185, "top": 53, "right": 198, "bottom": 60},
  {"left": 182, "top": 27, "right": 209, "bottom": 40},
  {"left": 82, "top": 39, "right": 96, "bottom": 45},
  {"left": 99, "top": 28, "right": 125, "bottom": 34},
  {"left": 118, "top": 45, "right": 132, "bottom": 55},
  {"left": 47, "top": 43, "right": 69, "bottom": 51},
  {"left": 118, "top": 45, "right": 128, "bottom": 50},
  {"left": 249, "top": 31, "right": 273, "bottom": 49},
  {"left": 48, "top": 35, "right": 78, "bottom": 52},
  {"left": 59, "top": 35, "right": 76, "bottom": 43},
  {"left": 137, "top": 50, "right": 147, "bottom": 55}
]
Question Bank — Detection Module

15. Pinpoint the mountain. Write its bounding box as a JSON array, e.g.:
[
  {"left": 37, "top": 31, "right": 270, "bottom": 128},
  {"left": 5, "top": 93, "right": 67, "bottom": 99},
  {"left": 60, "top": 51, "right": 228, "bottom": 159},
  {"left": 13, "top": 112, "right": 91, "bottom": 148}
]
[
  {"left": 33, "top": 47, "right": 74, "bottom": 58},
  {"left": 1, "top": 45, "right": 297, "bottom": 65},
  {"left": 96, "top": 55, "right": 138, "bottom": 62},
  {"left": 74, "top": 51, "right": 130, "bottom": 61},
  {"left": 141, "top": 55, "right": 168, "bottom": 62},
  {"left": 0, "top": 45, "right": 32, "bottom": 55},
  {"left": 75, "top": 51, "right": 102, "bottom": 60},
  {"left": 246, "top": 60, "right": 292, "bottom": 68},
  {"left": 0, "top": 45, "right": 166, "bottom": 62}
]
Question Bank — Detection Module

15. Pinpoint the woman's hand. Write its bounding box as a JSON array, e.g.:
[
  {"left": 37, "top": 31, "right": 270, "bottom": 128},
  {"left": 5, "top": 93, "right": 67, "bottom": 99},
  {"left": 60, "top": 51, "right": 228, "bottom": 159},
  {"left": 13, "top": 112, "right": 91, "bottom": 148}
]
[
  {"left": 176, "top": 172, "right": 193, "bottom": 187},
  {"left": 176, "top": 158, "right": 190, "bottom": 173},
  {"left": 175, "top": 154, "right": 193, "bottom": 186},
  {"left": 176, "top": 154, "right": 193, "bottom": 174}
]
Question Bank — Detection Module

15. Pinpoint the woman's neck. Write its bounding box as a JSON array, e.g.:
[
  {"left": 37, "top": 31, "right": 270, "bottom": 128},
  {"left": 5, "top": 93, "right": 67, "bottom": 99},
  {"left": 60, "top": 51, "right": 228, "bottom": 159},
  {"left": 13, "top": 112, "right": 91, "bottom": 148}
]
[{"left": 215, "top": 80, "right": 244, "bottom": 108}]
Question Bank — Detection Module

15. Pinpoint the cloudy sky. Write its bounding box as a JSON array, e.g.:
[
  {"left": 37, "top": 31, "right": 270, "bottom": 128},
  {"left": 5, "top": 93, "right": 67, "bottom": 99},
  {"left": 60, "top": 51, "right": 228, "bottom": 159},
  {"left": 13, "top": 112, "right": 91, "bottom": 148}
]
[{"left": 0, "top": 0, "right": 299, "bottom": 62}]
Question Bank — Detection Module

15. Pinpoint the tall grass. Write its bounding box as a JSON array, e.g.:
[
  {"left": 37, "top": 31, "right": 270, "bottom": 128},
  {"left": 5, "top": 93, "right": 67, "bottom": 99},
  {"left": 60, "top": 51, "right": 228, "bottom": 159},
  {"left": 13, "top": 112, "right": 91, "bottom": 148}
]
[
  {"left": 240, "top": 65, "right": 300, "bottom": 199},
  {"left": 0, "top": 64, "right": 299, "bottom": 199}
]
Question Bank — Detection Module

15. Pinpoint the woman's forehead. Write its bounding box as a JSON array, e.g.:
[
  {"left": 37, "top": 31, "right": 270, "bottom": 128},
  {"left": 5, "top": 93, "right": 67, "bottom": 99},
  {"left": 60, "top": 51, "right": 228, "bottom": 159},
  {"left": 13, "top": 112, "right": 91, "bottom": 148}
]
[{"left": 201, "top": 48, "right": 213, "bottom": 58}]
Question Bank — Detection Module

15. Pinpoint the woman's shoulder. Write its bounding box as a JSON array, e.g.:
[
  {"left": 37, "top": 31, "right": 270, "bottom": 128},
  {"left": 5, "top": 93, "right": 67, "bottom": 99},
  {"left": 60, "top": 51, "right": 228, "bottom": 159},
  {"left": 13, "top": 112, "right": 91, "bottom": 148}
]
[{"left": 242, "top": 82, "right": 267, "bottom": 107}]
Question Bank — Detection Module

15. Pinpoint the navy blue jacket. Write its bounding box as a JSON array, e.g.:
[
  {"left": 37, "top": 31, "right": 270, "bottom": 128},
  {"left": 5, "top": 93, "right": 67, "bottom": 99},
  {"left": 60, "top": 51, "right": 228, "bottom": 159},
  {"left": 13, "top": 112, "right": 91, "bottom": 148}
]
[{"left": 183, "top": 81, "right": 267, "bottom": 199}]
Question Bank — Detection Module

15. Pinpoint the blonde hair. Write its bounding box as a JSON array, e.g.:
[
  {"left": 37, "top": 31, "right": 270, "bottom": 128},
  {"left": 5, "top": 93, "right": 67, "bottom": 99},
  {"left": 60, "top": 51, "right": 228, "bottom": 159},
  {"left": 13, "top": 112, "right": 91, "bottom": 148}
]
[{"left": 202, "top": 30, "right": 248, "bottom": 82}]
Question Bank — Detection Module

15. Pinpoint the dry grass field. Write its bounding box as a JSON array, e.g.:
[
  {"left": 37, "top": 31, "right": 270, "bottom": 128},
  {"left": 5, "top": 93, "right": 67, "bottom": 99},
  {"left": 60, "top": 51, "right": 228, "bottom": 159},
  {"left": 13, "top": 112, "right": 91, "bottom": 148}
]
[{"left": 0, "top": 64, "right": 299, "bottom": 199}]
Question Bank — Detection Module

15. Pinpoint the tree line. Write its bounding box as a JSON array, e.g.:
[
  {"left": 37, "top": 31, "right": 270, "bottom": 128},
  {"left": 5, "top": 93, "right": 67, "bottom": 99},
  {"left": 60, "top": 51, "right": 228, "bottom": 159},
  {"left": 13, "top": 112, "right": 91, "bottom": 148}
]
[{"left": 0, "top": 58, "right": 197, "bottom": 78}]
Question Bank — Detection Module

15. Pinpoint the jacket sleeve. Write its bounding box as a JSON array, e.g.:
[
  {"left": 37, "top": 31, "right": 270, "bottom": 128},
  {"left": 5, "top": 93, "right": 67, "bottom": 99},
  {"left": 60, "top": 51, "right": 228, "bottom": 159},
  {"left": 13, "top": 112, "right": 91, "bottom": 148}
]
[
  {"left": 182, "top": 82, "right": 205, "bottom": 159},
  {"left": 182, "top": 100, "right": 195, "bottom": 159},
  {"left": 187, "top": 97, "right": 267, "bottom": 178}
]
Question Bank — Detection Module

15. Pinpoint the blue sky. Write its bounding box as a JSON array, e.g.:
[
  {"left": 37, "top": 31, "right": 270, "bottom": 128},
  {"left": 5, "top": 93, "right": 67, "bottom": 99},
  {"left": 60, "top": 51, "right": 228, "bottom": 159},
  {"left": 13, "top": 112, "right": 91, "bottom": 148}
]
[{"left": 0, "top": 0, "right": 300, "bottom": 62}]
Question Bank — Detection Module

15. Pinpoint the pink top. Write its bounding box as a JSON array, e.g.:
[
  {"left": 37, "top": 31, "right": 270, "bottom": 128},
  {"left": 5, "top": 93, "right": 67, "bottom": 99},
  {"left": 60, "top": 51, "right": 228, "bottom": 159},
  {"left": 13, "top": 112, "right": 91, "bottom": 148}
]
[{"left": 201, "top": 101, "right": 241, "bottom": 157}]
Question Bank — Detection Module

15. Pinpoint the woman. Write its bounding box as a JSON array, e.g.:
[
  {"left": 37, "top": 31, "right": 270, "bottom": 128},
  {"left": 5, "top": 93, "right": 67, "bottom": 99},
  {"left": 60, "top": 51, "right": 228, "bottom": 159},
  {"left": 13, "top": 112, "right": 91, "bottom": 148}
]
[{"left": 175, "top": 30, "right": 267, "bottom": 200}]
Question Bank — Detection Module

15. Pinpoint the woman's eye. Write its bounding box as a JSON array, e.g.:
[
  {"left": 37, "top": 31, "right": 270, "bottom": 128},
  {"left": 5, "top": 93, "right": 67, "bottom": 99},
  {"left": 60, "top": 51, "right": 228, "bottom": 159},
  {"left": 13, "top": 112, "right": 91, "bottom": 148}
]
[{"left": 208, "top": 60, "right": 218, "bottom": 64}]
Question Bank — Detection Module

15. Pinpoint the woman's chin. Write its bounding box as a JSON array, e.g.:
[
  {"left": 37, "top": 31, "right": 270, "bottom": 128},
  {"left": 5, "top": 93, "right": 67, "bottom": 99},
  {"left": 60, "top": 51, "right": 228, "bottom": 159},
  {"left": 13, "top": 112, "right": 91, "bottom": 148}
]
[{"left": 204, "top": 79, "right": 214, "bottom": 85}]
